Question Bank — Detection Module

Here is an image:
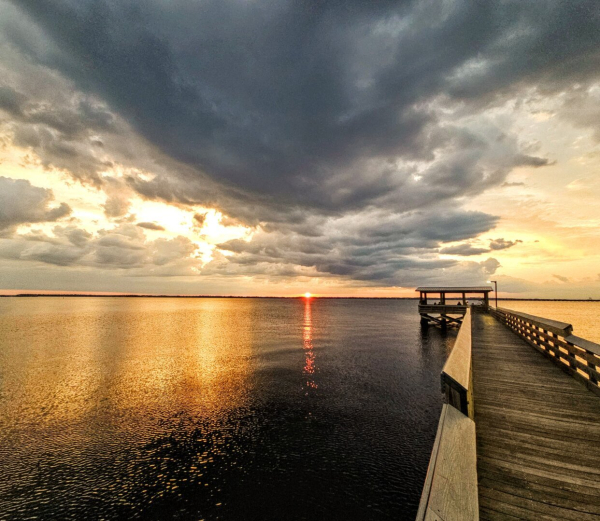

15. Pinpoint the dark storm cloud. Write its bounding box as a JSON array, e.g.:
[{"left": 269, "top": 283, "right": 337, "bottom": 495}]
[
  {"left": 2, "top": 0, "right": 599, "bottom": 288},
  {"left": 0, "top": 84, "right": 114, "bottom": 138},
  {"left": 7, "top": 0, "right": 594, "bottom": 212},
  {"left": 0, "top": 74, "right": 117, "bottom": 182},
  {"left": 217, "top": 208, "right": 498, "bottom": 283}
]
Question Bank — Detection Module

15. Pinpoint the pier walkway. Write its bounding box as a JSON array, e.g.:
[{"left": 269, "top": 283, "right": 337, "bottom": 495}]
[
  {"left": 472, "top": 312, "right": 600, "bottom": 520},
  {"left": 417, "top": 303, "right": 600, "bottom": 521}
]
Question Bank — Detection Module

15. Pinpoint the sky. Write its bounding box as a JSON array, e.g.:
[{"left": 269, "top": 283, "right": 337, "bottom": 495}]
[{"left": 0, "top": 0, "right": 599, "bottom": 297}]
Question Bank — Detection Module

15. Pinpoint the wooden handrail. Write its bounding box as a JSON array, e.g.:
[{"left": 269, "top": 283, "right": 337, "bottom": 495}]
[
  {"left": 417, "top": 307, "right": 479, "bottom": 520},
  {"left": 495, "top": 307, "right": 572, "bottom": 336},
  {"left": 440, "top": 307, "right": 474, "bottom": 419},
  {"left": 490, "top": 307, "right": 600, "bottom": 396},
  {"left": 416, "top": 404, "right": 479, "bottom": 521}
]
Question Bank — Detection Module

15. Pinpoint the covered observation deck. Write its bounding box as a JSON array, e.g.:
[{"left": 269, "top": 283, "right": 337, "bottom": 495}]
[{"left": 416, "top": 286, "right": 492, "bottom": 328}]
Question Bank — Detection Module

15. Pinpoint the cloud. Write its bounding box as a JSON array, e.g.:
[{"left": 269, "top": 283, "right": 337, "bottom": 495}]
[
  {"left": 552, "top": 274, "right": 569, "bottom": 283},
  {"left": 8, "top": 0, "right": 588, "bottom": 215},
  {"left": 0, "top": 176, "right": 71, "bottom": 232},
  {"left": 0, "top": 222, "right": 202, "bottom": 275},
  {"left": 136, "top": 222, "right": 165, "bottom": 231},
  {"left": 102, "top": 177, "right": 132, "bottom": 217},
  {"left": 440, "top": 244, "right": 490, "bottom": 256},
  {"left": 216, "top": 207, "right": 498, "bottom": 284},
  {"left": 193, "top": 213, "right": 206, "bottom": 228},
  {"left": 1, "top": 0, "right": 599, "bottom": 292},
  {"left": 440, "top": 237, "right": 521, "bottom": 256},
  {"left": 489, "top": 238, "right": 522, "bottom": 251}
]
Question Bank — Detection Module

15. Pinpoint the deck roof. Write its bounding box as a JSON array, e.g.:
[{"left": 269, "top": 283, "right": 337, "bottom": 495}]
[{"left": 416, "top": 286, "right": 492, "bottom": 293}]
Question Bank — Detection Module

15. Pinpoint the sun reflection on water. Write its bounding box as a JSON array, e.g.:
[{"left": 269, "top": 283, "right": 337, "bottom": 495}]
[{"left": 303, "top": 298, "right": 318, "bottom": 392}]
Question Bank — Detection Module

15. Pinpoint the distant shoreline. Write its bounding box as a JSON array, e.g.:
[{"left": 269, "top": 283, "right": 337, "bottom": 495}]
[{"left": 1, "top": 294, "right": 599, "bottom": 302}]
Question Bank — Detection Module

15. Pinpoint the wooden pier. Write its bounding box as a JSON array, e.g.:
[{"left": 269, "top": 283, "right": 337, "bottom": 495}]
[
  {"left": 417, "top": 304, "right": 600, "bottom": 520},
  {"left": 417, "top": 286, "right": 492, "bottom": 328}
]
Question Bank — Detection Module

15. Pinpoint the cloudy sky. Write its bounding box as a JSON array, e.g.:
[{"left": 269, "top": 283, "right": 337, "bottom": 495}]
[{"left": 0, "top": 0, "right": 599, "bottom": 297}]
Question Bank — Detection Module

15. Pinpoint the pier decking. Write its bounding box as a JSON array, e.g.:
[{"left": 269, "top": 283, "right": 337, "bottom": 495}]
[
  {"left": 418, "top": 303, "right": 600, "bottom": 521},
  {"left": 473, "top": 312, "right": 600, "bottom": 520}
]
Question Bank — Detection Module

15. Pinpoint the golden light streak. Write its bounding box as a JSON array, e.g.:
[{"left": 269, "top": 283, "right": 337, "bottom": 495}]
[{"left": 303, "top": 298, "right": 317, "bottom": 391}]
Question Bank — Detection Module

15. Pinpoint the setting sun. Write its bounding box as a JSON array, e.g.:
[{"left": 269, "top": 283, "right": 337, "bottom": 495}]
[{"left": 304, "top": 292, "right": 312, "bottom": 298}]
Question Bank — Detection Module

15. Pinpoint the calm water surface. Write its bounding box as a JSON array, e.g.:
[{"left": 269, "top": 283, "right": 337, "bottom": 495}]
[{"left": 0, "top": 298, "right": 455, "bottom": 520}]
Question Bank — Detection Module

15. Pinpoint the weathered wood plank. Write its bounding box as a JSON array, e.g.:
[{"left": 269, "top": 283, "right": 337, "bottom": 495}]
[
  {"left": 479, "top": 505, "right": 522, "bottom": 520},
  {"left": 478, "top": 470, "right": 600, "bottom": 510},
  {"left": 478, "top": 446, "right": 600, "bottom": 483},
  {"left": 494, "top": 307, "right": 573, "bottom": 336},
  {"left": 479, "top": 487, "right": 600, "bottom": 521},
  {"left": 476, "top": 427, "right": 600, "bottom": 462},
  {"left": 441, "top": 308, "right": 474, "bottom": 418},
  {"left": 416, "top": 404, "right": 479, "bottom": 521},
  {"left": 566, "top": 334, "right": 600, "bottom": 357},
  {"left": 471, "top": 312, "right": 600, "bottom": 520}
]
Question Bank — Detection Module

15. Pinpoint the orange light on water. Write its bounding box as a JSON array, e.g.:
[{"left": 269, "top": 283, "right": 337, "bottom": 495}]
[
  {"left": 303, "top": 297, "right": 317, "bottom": 390},
  {"left": 304, "top": 292, "right": 312, "bottom": 298}
]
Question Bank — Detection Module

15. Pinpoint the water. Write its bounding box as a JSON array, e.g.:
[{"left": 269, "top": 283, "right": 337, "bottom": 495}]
[
  {"left": 0, "top": 298, "right": 455, "bottom": 520},
  {"left": 497, "top": 300, "right": 600, "bottom": 344}
]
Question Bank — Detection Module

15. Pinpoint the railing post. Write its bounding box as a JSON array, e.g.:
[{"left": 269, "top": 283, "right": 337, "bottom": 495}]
[{"left": 589, "top": 359, "right": 599, "bottom": 386}]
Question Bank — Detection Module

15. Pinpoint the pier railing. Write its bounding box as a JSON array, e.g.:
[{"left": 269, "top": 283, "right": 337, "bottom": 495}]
[
  {"left": 440, "top": 308, "right": 474, "bottom": 419},
  {"left": 490, "top": 307, "right": 600, "bottom": 397},
  {"left": 416, "top": 308, "right": 479, "bottom": 520}
]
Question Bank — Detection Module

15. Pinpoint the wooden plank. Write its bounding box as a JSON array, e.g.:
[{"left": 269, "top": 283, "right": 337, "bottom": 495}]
[
  {"left": 478, "top": 470, "right": 600, "bottom": 510},
  {"left": 477, "top": 459, "right": 600, "bottom": 501},
  {"left": 521, "top": 330, "right": 600, "bottom": 371},
  {"left": 417, "top": 404, "right": 447, "bottom": 521},
  {"left": 495, "top": 308, "right": 573, "bottom": 337},
  {"left": 478, "top": 446, "right": 600, "bottom": 483},
  {"left": 474, "top": 398, "right": 600, "bottom": 423},
  {"left": 476, "top": 406, "right": 600, "bottom": 442},
  {"left": 477, "top": 440, "right": 600, "bottom": 482},
  {"left": 416, "top": 404, "right": 479, "bottom": 521},
  {"left": 479, "top": 505, "right": 522, "bottom": 520},
  {"left": 516, "top": 336, "right": 600, "bottom": 397},
  {"left": 565, "top": 335, "right": 600, "bottom": 357},
  {"left": 471, "top": 312, "right": 600, "bottom": 519},
  {"left": 473, "top": 320, "right": 600, "bottom": 399},
  {"left": 441, "top": 308, "right": 474, "bottom": 418},
  {"left": 479, "top": 487, "right": 600, "bottom": 521},
  {"left": 478, "top": 456, "right": 600, "bottom": 494}
]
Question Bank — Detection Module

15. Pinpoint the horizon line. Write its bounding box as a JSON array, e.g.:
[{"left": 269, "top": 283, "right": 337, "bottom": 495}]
[{"left": 1, "top": 292, "right": 599, "bottom": 302}]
